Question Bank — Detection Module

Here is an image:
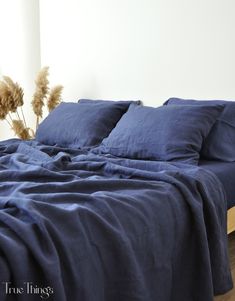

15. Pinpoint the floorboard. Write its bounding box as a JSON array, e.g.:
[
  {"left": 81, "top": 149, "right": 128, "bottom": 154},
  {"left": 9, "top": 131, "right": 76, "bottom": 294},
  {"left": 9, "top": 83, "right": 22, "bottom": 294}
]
[{"left": 214, "top": 232, "right": 235, "bottom": 301}]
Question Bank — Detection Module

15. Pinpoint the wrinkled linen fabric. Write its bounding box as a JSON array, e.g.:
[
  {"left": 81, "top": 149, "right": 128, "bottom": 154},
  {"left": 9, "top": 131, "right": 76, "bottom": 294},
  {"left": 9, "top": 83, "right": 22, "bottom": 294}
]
[{"left": 0, "top": 139, "right": 232, "bottom": 301}]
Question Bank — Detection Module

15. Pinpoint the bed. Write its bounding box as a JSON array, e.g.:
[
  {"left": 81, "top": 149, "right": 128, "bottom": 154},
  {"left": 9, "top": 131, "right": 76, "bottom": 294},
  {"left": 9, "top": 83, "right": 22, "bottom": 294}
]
[
  {"left": 0, "top": 98, "right": 234, "bottom": 300},
  {"left": 199, "top": 160, "right": 235, "bottom": 234}
]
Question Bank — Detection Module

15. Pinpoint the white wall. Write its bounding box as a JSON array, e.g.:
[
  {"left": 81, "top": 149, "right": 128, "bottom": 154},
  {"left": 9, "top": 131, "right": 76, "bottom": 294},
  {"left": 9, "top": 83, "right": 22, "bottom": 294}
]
[
  {"left": 39, "top": 0, "right": 235, "bottom": 107},
  {"left": 0, "top": 0, "right": 41, "bottom": 140},
  {"left": 1, "top": 0, "right": 235, "bottom": 140}
]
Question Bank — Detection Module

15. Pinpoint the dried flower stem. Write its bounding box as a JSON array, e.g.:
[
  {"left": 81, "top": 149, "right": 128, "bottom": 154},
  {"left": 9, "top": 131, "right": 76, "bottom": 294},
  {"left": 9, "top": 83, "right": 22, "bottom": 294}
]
[
  {"left": 16, "top": 110, "right": 21, "bottom": 122},
  {"left": 8, "top": 112, "right": 13, "bottom": 122},
  {"left": 5, "top": 118, "right": 12, "bottom": 128},
  {"left": 36, "top": 116, "right": 40, "bottom": 129},
  {"left": 20, "top": 106, "right": 27, "bottom": 128}
]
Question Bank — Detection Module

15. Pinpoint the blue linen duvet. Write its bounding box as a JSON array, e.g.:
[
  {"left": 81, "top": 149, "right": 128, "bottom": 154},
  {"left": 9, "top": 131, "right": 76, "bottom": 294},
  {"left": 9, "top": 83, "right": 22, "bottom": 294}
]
[{"left": 0, "top": 139, "right": 232, "bottom": 301}]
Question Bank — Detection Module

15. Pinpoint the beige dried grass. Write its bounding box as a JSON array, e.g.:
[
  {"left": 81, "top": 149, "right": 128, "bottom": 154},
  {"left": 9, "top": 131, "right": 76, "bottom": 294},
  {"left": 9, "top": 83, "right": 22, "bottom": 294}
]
[
  {"left": 32, "top": 66, "right": 49, "bottom": 128},
  {"left": 0, "top": 82, "right": 15, "bottom": 112},
  {"left": 47, "top": 85, "right": 63, "bottom": 112},
  {"left": 0, "top": 105, "right": 8, "bottom": 120},
  {"left": 2, "top": 76, "right": 26, "bottom": 127},
  {"left": 3, "top": 76, "right": 24, "bottom": 108},
  {"left": 0, "top": 93, "right": 8, "bottom": 120},
  {"left": 0, "top": 66, "right": 62, "bottom": 140},
  {"left": 12, "top": 120, "right": 31, "bottom": 140}
]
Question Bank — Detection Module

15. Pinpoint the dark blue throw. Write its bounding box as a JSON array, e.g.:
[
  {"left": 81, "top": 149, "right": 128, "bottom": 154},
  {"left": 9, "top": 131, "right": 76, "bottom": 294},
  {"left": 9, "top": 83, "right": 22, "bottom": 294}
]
[{"left": 0, "top": 139, "right": 233, "bottom": 301}]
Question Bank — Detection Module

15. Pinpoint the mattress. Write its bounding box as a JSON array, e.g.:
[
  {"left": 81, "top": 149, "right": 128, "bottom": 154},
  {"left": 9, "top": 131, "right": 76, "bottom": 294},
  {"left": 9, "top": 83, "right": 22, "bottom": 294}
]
[{"left": 199, "top": 160, "right": 235, "bottom": 209}]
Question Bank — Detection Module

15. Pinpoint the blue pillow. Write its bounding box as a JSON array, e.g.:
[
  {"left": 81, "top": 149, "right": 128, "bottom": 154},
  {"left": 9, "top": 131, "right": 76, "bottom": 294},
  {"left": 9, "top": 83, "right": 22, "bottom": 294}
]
[
  {"left": 36, "top": 101, "right": 138, "bottom": 148},
  {"left": 97, "top": 104, "right": 224, "bottom": 165},
  {"left": 79, "top": 99, "right": 141, "bottom": 105},
  {"left": 165, "top": 98, "right": 235, "bottom": 161}
]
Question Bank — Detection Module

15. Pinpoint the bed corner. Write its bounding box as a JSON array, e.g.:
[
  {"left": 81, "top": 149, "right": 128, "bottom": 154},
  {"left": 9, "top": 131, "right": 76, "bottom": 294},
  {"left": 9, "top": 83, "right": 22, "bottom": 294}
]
[{"left": 228, "top": 206, "right": 235, "bottom": 234}]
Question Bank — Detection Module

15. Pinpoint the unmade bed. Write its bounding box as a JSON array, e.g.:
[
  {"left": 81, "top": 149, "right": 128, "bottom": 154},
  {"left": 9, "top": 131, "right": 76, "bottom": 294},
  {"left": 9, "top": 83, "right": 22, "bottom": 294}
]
[
  {"left": 0, "top": 139, "right": 233, "bottom": 301},
  {"left": 0, "top": 98, "right": 234, "bottom": 300}
]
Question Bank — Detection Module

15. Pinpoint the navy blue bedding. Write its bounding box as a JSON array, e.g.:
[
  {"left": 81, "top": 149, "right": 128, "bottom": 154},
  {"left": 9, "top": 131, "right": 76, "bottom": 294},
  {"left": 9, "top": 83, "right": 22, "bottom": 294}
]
[
  {"left": 0, "top": 139, "right": 233, "bottom": 301},
  {"left": 199, "top": 160, "right": 235, "bottom": 209},
  {"left": 97, "top": 104, "right": 223, "bottom": 165},
  {"left": 36, "top": 100, "right": 137, "bottom": 148},
  {"left": 165, "top": 98, "right": 235, "bottom": 162}
]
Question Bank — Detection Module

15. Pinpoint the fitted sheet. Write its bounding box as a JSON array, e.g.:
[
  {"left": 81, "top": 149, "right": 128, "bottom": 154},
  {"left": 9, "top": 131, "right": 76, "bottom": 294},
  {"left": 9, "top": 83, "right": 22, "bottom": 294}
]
[{"left": 199, "top": 160, "right": 235, "bottom": 209}]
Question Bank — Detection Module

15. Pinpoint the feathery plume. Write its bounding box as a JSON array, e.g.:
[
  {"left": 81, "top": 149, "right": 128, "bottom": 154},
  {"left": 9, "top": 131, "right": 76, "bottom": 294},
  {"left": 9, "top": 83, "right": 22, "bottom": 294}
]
[
  {"left": 32, "top": 66, "right": 49, "bottom": 118},
  {"left": 0, "top": 105, "right": 8, "bottom": 119},
  {"left": 47, "top": 85, "right": 63, "bottom": 112},
  {"left": 0, "top": 82, "right": 15, "bottom": 112},
  {"left": 12, "top": 120, "right": 31, "bottom": 140},
  {"left": 0, "top": 66, "right": 62, "bottom": 140},
  {"left": 0, "top": 76, "right": 26, "bottom": 127},
  {"left": 3, "top": 76, "right": 24, "bottom": 108},
  {"left": 0, "top": 92, "right": 8, "bottom": 119}
]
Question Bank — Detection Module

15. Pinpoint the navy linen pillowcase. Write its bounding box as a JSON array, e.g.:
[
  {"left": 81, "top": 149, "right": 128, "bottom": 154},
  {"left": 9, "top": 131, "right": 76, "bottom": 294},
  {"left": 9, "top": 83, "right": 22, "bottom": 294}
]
[
  {"left": 36, "top": 100, "right": 139, "bottom": 148},
  {"left": 165, "top": 98, "right": 235, "bottom": 161},
  {"left": 78, "top": 99, "right": 141, "bottom": 105},
  {"left": 97, "top": 104, "right": 224, "bottom": 165}
]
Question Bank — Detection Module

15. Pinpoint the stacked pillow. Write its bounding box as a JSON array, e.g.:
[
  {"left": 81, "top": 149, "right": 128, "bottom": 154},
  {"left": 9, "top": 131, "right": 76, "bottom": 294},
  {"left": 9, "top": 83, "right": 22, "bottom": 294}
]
[
  {"left": 36, "top": 99, "right": 140, "bottom": 148},
  {"left": 96, "top": 103, "right": 224, "bottom": 165},
  {"left": 36, "top": 98, "right": 229, "bottom": 165},
  {"left": 165, "top": 98, "right": 235, "bottom": 161}
]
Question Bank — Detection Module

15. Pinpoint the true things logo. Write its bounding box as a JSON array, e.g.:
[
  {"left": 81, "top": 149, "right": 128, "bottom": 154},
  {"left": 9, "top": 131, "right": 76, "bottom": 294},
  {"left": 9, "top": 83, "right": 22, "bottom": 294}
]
[{"left": 2, "top": 282, "right": 54, "bottom": 299}]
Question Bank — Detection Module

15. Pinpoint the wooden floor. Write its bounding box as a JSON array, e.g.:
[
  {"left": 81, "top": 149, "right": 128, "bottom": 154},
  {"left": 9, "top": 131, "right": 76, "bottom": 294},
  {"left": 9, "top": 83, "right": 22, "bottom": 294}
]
[{"left": 214, "top": 232, "right": 235, "bottom": 301}]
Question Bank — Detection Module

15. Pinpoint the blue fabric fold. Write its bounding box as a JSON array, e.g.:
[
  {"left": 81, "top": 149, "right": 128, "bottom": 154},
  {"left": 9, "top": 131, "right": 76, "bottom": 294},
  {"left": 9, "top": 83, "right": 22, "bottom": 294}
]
[{"left": 0, "top": 139, "right": 232, "bottom": 301}]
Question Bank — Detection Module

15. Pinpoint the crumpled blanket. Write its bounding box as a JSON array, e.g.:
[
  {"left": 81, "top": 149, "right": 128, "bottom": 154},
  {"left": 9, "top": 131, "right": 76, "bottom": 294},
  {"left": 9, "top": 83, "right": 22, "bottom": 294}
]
[{"left": 0, "top": 139, "right": 232, "bottom": 301}]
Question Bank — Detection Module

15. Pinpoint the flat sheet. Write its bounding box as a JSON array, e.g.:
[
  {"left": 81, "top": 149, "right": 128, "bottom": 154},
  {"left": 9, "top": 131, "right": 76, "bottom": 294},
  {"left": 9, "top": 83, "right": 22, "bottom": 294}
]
[
  {"left": 0, "top": 139, "right": 233, "bottom": 301},
  {"left": 199, "top": 160, "right": 235, "bottom": 209}
]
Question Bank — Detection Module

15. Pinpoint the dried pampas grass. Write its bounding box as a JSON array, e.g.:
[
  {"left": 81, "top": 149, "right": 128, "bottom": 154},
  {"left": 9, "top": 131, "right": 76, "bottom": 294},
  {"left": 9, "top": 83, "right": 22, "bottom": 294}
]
[
  {"left": 1, "top": 76, "right": 26, "bottom": 127},
  {"left": 47, "top": 85, "right": 63, "bottom": 112},
  {"left": 0, "top": 82, "right": 14, "bottom": 113},
  {"left": 0, "top": 66, "right": 63, "bottom": 140},
  {"left": 0, "top": 77, "right": 24, "bottom": 114},
  {"left": 12, "top": 120, "right": 32, "bottom": 140},
  {"left": 32, "top": 66, "right": 49, "bottom": 128},
  {"left": 3, "top": 76, "right": 24, "bottom": 108},
  {"left": 0, "top": 91, "right": 8, "bottom": 120},
  {"left": 0, "top": 104, "right": 8, "bottom": 120}
]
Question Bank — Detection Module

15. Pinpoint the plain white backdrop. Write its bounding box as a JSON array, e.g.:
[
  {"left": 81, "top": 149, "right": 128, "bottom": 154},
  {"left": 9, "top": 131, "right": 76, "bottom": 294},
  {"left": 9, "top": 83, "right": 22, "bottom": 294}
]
[
  {"left": 1, "top": 0, "right": 235, "bottom": 140},
  {"left": 0, "top": 0, "right": 40, "bottom": 140}
]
